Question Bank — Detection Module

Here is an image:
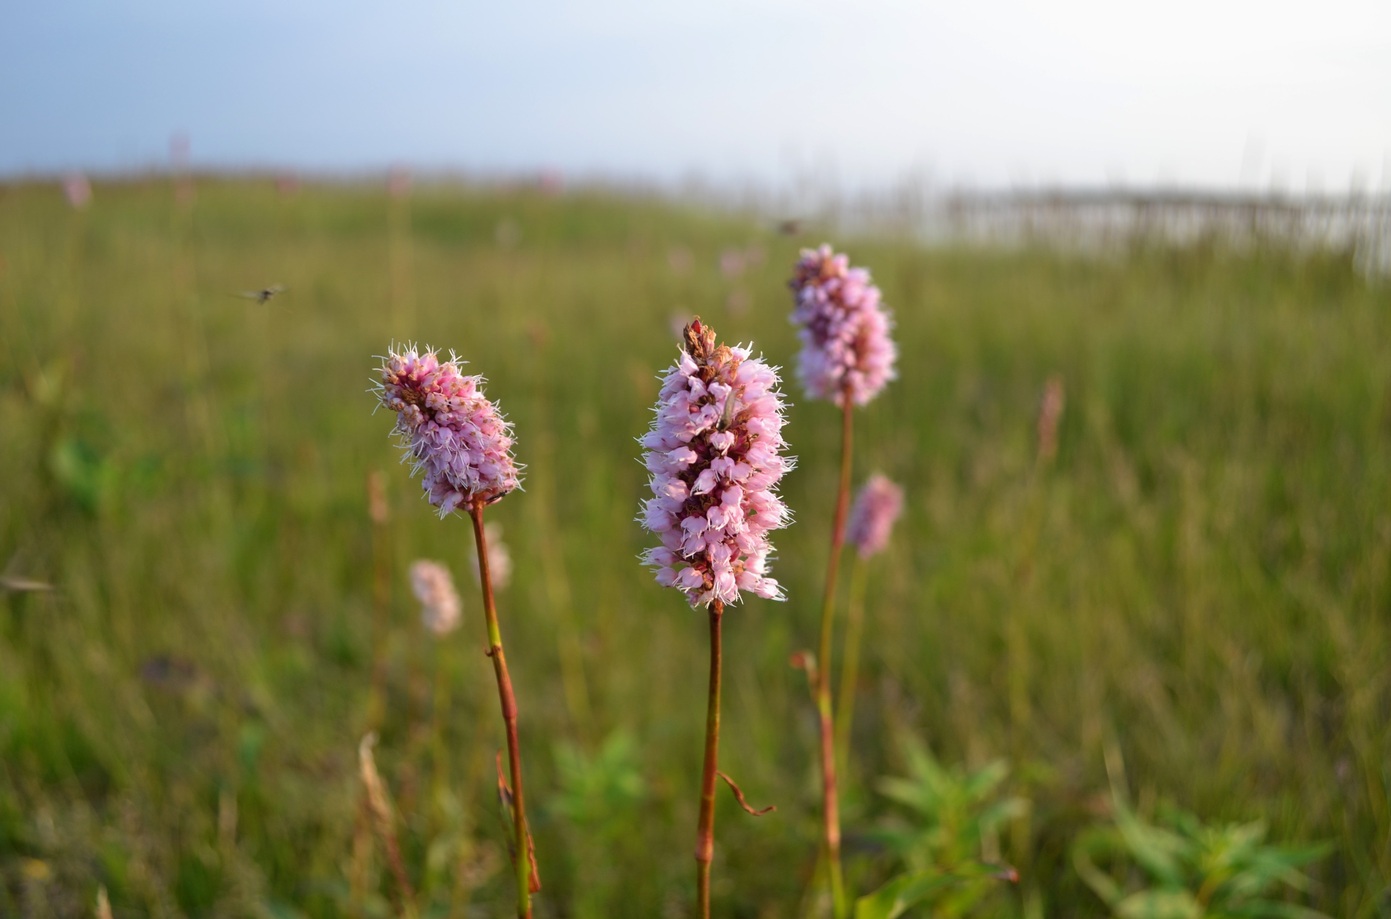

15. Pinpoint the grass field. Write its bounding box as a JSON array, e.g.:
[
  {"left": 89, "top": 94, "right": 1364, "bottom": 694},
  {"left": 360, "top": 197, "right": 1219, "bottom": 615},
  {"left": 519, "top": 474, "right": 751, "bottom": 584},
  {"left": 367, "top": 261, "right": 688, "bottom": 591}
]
[{"left": 1, "top": 176, "right": 1388, "bottom": 917}]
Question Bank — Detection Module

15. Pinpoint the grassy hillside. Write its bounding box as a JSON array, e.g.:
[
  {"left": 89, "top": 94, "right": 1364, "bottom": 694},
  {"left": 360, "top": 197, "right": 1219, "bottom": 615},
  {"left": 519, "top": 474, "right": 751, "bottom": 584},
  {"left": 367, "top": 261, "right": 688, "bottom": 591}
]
[{"left": 1, "top": 176, "right": 1387, "bottom": 917}]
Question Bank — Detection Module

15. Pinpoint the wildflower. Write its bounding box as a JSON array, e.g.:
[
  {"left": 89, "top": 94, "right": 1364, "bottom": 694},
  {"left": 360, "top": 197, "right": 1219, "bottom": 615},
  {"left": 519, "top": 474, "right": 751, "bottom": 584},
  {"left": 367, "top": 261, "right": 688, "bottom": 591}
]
[
  {"left": 1036, "top": 375, "right": 1066, "bottom": 464},
  {"left": 846, "top": 474, "right": 905, "bottom": 559},
  {"left": 374, "top": 344, "right": 521, "bottom": 516},
  {"left": 410, "top": 559, "right": 462, "bottom": 636},
  {"left": 719, "top": 248, "right": 746, "bottom": 279},
  {"left": 788, "top": 244, "right": 897, "bottom": 406},
  {"left": 387, "top": 165, "right": 412, "bottom": 200},
  {"left": 63, "top": 173, "right": 91, "bottom": 210},
  {"left": 639, "top": 318, "right": 794, "bottom": 608}
]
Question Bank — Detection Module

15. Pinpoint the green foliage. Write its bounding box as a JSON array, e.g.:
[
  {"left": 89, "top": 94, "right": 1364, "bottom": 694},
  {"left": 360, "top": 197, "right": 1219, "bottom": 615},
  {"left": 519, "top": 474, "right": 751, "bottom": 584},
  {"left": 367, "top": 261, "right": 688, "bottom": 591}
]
[
  {"left": 551, "top": 730, "right": 649, "bottom": 918},
  {"left": 855, "top": 862, "right": 1016, "bottom": 919},
  {"left": 552, "top": 730, "right": 647, "bottom": 829},
  {"left": 1073, "top": 794, "right": 1332, "bottom": 919},
  {"left": 856, "top": 739, "right": 1026, "bottom": 917}
]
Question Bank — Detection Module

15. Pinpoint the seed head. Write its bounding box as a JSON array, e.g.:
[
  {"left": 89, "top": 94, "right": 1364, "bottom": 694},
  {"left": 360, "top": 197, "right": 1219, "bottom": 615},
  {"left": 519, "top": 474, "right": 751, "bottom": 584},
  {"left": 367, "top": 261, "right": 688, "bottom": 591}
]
[
  {"left": 789, "top": 244, "right": 897, "bottom": 407},
  {"left": 639, "top": 318, "right": 794, "bottom": 607}
]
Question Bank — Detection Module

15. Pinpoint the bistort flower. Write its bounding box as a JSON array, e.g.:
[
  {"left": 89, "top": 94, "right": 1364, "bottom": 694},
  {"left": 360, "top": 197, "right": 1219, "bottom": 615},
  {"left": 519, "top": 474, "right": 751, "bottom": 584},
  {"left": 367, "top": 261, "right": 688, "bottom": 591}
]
[
  {"left": 410, "top": 559, "right": 462, "bottom": 636},
  {"left": 375, "top": 344, "right": 521, "bottom": 515},
  {"left": 846, "top": 474, "right": 905, "bottom": 559},
  {"left": 639, "top": 319, "right": 794, "bottom": 607},
  {"left": 789, "top": 244, "right": 897, "bottom": 406}
]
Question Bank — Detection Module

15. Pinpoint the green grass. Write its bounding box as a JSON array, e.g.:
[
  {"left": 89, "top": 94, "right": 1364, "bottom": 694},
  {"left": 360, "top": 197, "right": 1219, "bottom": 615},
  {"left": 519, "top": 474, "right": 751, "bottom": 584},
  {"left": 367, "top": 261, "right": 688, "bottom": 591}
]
[{"left": 1, "top": 176, "right": 1388, "bottom": 917}]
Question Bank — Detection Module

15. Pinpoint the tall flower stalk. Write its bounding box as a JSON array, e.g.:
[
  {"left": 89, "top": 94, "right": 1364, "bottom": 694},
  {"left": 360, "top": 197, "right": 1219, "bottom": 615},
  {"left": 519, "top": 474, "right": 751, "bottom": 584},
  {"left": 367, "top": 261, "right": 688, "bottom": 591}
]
[
  {"left": 375, "top": 344, "right": 536, "bottom": 918},
  {"left": 410, "top": 558, "right": 463, "bottom": 813},
  {"left": 834, "top": 474, "right": 905, "bottom": 774},
  {"left": 789, "top": 246, "right": 897, "bottom": 917},
  {"left": 639, "top": 318, "right": 793, "bottom": 917}
]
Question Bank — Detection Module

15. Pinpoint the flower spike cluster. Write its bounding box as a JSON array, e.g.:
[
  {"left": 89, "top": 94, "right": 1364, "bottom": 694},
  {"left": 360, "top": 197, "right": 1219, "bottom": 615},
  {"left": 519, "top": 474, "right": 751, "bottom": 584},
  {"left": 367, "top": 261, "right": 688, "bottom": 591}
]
[
  {"left": 375, "top": 344, "right": 521, "bottom": 516},
  {"left": 640, "top": 319, "right": 794, "bottom": 608},
  {"left": 846, "top": 474, "right": 905, "bottom": 559},
  {"left": 789, "top": 244, "right": 898, "bottom": 406}
]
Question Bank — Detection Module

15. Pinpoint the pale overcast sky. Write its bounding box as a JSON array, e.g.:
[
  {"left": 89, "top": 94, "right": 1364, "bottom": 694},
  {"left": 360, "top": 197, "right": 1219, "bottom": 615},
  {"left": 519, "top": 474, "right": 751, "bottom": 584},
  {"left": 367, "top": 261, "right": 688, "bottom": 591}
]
[{"left": 2, "top": 0, "right": 1388, "bottom": 193}]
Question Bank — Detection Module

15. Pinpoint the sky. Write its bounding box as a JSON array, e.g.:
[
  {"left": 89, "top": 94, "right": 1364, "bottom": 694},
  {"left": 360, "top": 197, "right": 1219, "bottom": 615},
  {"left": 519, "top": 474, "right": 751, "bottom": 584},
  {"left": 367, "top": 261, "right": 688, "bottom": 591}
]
[{"left": 3, "top": 0, "right": 1389, "bottom": 195}]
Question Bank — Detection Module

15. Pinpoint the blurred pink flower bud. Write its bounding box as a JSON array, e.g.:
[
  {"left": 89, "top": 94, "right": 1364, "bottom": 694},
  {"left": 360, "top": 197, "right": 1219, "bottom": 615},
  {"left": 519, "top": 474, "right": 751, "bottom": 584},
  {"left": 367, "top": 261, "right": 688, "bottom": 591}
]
[
  {"left": 846, "top": 474, "right": 905, "bottom": 559},
  {"left": 411, "top": 559, "right": 462, "bottom": 636},
  {"left": 63, "top": 173, "right": 92, "bottom": 210}
]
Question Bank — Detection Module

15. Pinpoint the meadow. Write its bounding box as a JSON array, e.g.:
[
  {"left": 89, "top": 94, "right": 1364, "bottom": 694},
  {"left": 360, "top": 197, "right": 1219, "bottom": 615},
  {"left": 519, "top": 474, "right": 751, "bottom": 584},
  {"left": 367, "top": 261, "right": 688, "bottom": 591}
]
[{"left": 0, "top": 175, "right": 1387, "bottom": 917}]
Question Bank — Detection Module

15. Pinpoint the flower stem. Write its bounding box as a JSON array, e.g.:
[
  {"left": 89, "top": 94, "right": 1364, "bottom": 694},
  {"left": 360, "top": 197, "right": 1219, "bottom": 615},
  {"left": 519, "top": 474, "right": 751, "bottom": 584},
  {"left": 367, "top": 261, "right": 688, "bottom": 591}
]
[
  {"left": 834, "top": 555, "right": 870, "bottom": 780},
  {"left": 469, "top": 501, "right": 534, "bottom": 919},
  {"left": 695, "top": 599, "right": 725, "bottom": 919},
  {"left": 430, "top": 636, "right": 450, "bottom": 820},
  {"left": 366, "top": 470, "right": 391, "bottom": 732},
  {"left": 815, "top": 394, "right": 854, "bottom": 918}
]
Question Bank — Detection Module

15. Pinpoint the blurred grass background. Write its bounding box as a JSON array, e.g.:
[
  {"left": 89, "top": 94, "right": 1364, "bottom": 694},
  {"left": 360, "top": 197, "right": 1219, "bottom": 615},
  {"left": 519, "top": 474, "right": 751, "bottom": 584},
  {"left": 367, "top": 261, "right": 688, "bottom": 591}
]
[{"left": 0, "top": 176, "right": 1387, "bottom": 917}]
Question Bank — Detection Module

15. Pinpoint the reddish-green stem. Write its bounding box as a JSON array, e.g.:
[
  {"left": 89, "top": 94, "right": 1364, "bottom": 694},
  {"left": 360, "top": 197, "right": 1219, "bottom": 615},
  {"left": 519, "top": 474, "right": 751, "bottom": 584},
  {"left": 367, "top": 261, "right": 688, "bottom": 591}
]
[
  {"left": 834, "top": 556, "right": 870, "bottom": 778},
  {"left": 469, "top": 501, "right": 533, "bottom": 919},
  {"left": 695, "top": 600, "right": 725, "bottom": 919},
  {"left": 366, "top": 470, "right": 390, "bottom": 732},
  {"left": 815, "top": 393, "right": 855, "bottom": 917}
]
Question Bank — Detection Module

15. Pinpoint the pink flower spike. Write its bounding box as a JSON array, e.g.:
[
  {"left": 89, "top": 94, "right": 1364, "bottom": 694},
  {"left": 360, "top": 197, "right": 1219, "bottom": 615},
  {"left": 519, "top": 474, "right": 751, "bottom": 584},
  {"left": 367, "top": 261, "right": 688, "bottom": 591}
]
[
  {"left": 788, "top": 244, "right": 898, "bottom": 407},
  {"left": 639, "top": 318, "right": 795, "bottom": 608},
  {"left": 846, "top": 473, "right": 905, "bottom": 559},
  {"left": 374, "top": 344, "right": 522, "bottom": 515}
]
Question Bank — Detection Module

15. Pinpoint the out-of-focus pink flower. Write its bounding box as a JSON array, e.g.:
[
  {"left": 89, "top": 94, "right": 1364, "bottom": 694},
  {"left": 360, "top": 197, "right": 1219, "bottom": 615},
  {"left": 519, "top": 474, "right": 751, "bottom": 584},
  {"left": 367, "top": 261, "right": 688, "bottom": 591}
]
[
  {"left": 387, "top": 165, "right": 412, "bottom": 200},
  {"left": 719, "top": 248, "right": 746, "bottom": 279},
  {"left": 846, "top": 474, "right": 905, "bottom": 559},
  {"left": 537, "top": 169, "right": 564, "bottom": 196},
  {"left": 639, "top": 318, "right": 794, "bottom": 607},
  {"left": 411, "top": 559, "right": 461, "bottom": 636},
  {"left": 375, "top": 344, "right": 521, "bottom": 516},
  {"left": 63, "top": 174, "right": 92, "bottom": 210},
  {"left": 169, "top": 133, "right": 196, "bottom": 208},
  {"left": 1037, "top": 375, "right": 1066, "bottom": 464},
  {"left": 667, "top": 246, "right": 693, "bottom": 275},
  {"left": 789, "top": 244, "right": 897, "bottom": 407}
]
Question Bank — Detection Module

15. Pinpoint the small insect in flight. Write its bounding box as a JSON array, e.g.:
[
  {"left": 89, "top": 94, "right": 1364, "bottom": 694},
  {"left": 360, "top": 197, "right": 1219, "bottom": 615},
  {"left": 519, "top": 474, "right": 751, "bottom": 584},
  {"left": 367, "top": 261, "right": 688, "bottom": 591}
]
[{"left": 236, "top": 284, "right": 286, "bottom": 305}]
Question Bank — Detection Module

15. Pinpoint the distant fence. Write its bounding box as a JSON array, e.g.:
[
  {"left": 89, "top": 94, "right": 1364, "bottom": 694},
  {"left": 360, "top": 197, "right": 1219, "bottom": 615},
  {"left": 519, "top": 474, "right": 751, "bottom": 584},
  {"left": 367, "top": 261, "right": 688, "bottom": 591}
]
[{"left": 834, "top": 187, "right": 1391, "bottom": 277}]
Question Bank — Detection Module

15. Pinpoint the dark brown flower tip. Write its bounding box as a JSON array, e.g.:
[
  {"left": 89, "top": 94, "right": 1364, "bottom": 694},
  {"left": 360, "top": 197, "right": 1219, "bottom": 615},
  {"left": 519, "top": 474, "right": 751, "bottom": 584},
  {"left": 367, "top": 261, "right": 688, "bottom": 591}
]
[{"left": 683, "top": 316, "right": 717, "bottom": 361}]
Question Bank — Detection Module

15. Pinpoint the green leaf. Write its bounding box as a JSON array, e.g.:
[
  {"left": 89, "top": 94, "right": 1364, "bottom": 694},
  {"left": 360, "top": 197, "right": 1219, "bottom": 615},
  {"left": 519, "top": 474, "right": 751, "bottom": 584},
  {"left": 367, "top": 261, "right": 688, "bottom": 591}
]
[
  {"left": 1115, "top": 889, "right": 1203, "bottom": 919},
  {"left": 1073, "top": 826, "right": 1129, "bottom": 908},
  {"left": 854, "top": 863, "right": 1014, "bottom": 919},
  {"left": 1114, "top": 803, "right": 1193, "bottom": 887},
  {"left": 855, "top": 871, "right": 962, "bottom": 919},
  {"left": 1220, "top": 899, "right": 1335, "bottom": 919}
]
